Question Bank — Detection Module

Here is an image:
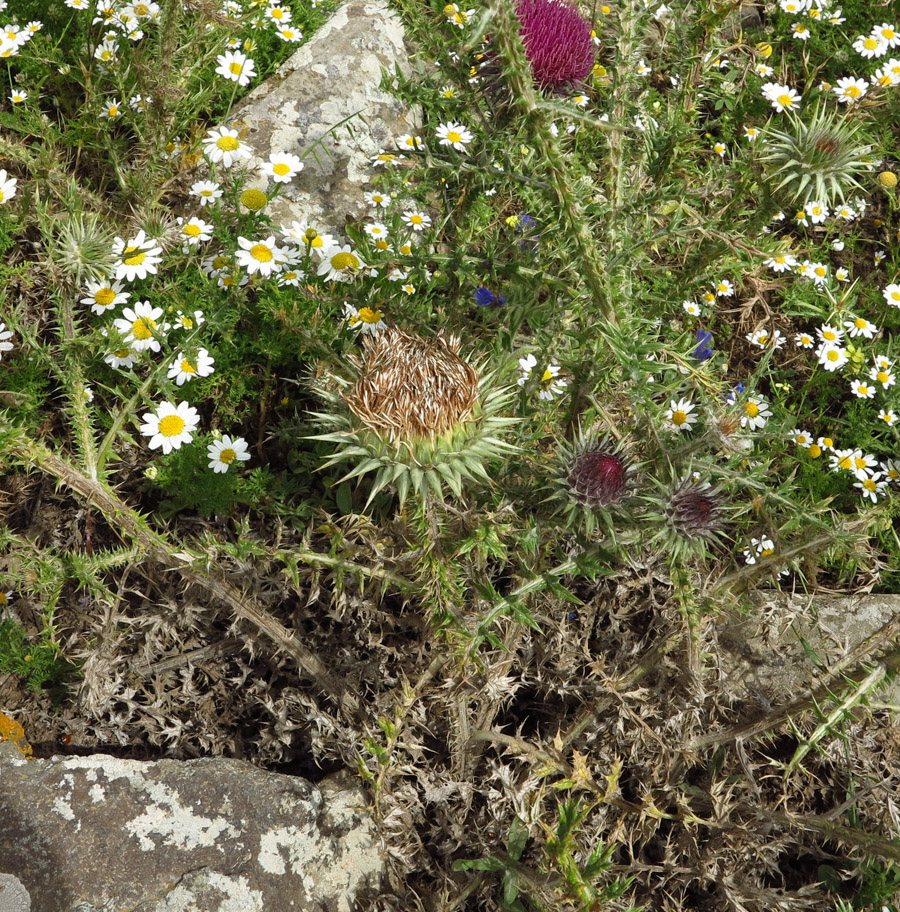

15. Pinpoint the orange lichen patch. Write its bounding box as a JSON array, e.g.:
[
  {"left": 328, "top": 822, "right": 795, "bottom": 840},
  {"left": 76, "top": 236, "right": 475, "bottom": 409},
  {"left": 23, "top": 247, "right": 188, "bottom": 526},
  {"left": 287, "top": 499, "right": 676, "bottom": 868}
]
[{"left": 0, "top": 710, "right": 32, "bottom": 758}]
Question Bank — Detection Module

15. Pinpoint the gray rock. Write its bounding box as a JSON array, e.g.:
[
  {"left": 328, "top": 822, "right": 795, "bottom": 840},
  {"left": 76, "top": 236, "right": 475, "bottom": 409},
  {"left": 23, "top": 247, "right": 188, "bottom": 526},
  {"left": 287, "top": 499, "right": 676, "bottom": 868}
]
[
  {"left": 0, "top": 875, "right": 30, "bottom": 912},
  {"left": 0, "top": 748, "right": 382, "bottom": 912},
  {"left": 718, "top": 592, "right": 900, "bottom": 706},
  {"left": 231, "top": 0, "right": 421, "bottom": 237}
]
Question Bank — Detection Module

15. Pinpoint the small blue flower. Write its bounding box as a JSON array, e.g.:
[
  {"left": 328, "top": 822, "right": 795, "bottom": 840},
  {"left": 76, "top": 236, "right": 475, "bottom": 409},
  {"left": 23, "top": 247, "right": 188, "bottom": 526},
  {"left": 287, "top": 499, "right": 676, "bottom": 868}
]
[
  {"left": 475, "top": 286, "right": 507, "bottom": 307},
  {"left": 693, "top": 328, "right": 714, "bottom": 361},
  {"left": 725, "top": 381, "right": 745, "bottom": 405}
]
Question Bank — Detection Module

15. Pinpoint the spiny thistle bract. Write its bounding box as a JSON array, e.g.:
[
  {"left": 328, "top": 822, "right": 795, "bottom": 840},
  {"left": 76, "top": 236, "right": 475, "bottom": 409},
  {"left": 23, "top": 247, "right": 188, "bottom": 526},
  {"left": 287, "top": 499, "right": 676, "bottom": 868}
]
[
  {"left": 550, "top": 432, "right": 636, "bottom": 537},
  {"left": 515, "top": 0, "right": 595, "bottom": 92},
  {"left": 757, "top": 105, "right": 875, "bottom": 205},
  {"left": 309, "top": 328, "right": 520, "bottom": 510},
  {"left": 44, "top": 211, "right": 117, "bottom": 288},
  {"left": 646, "top": 476, "right": 730, "bottom": 561}
]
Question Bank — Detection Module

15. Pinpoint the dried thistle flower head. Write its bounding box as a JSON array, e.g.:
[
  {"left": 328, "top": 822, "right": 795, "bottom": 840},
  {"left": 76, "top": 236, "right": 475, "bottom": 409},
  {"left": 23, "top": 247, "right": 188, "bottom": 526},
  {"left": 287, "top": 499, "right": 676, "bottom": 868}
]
[
  {"left": 758, "top": 104, "right": 875, "bottom": 204},
  {"left": 310, "top": 327, "right": 519, "bottom": 509},
  {"left": 345, "top": 329, "right": 479, "bottom": 442},
  {"left": 516, "top": 0, "right": 595, "bottom": 92}
]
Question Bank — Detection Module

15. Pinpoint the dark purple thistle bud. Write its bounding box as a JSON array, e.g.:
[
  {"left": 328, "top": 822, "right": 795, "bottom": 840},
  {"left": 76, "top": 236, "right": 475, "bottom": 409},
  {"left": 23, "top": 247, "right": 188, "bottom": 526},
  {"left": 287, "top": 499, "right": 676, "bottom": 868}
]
[
  {"left": 667, "top": 479, "right": 727, "bottom": 541},
  {"left": 515, "top": 0, "right": 595, "bottom": 92},
  {"left": 568, "top": 443, "right": 630, "bottom": 508}
]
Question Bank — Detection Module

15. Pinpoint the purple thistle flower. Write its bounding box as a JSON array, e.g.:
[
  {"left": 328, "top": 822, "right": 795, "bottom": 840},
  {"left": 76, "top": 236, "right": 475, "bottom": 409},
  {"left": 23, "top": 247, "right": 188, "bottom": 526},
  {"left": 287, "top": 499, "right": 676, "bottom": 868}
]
[
  {"left": 666, "top": 478, "right": 728, "bottom": 543},
  {"left": 567, "top": 439, "right": 631, "bottom": 508},
  {"left": 515, "top": 0, "right": 595, "bottom": 92},
  {"left": 693, "top": 328, "right": 714, "bottom": 362}
]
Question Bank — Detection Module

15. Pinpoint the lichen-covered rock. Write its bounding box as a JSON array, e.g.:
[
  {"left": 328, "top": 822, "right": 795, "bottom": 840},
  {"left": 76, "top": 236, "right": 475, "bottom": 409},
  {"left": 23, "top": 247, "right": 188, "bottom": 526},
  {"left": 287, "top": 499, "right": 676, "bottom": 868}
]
[
  {"left": 0, "top": 746, "right": 381, "bottom": 912},
  {"left": 230, "top": 0, "right": 420, "bottom": 237},
  {"left": 0, "top": 874, "right": 30, "bottom": 912}
]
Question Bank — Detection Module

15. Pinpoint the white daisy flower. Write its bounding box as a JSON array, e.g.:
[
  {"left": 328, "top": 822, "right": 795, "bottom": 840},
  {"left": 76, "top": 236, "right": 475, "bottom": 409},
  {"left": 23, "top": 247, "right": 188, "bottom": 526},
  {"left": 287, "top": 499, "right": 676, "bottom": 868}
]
[
  {"left": 114, "top": 300, "right": 164, "bottom": 352},
  {"left": 104, "top": 346, "right": 138, "bottom": 369},
  {"left": 0, "top": 168, "right": 19, "bottom": 204},
  {"left": 435, "top": 121, "right": 473, "bottom": 151},
  {"left": 190, "top": 180, "right": 223, "bottom": 206},
  {"left": 81, "top": 278, "right": 130, "bottom": 315},
  {"left": 762, "top": 82, "right": 802, "bottom": 112},
  {"left": 202, "top": 126, "right": 252, "bottom": 168},
  {"left": 833, "top": 76, "right": 868, "bottom": 103},
  {"left": 364, "top": 190, "right": 391, "bottom": 209},
  {"left": 317, "top": 244, "right": 366, "bottom": 282},
  {"left": 207, "top": 434, "right": 251, "bottom": 473},
  {"left": 177, "top": 216, "right": 213, "bottom": 247},
  {"left": 401, "top": 210, "right": 432, "bottom": 232},
  {"left": 214, "top": 50, "right": 257, "bottom": 86},
  {"left": 139, "top": 400, "right": 200, "bottom": 454},
  {"left": 235, "top": 236, "right": 285, "bottom": 277},
  {"left": 0, "top": 322, "right": 14, "bottom": 360},
  {"left": 264, "top": 151, "right": 303, "bottom": 183},
  {"left": 112, "top": 228, "right": 162, "bottom": 282},
  {"left": 167, "top": 348, "right": 215, "bottom": 385},
  {"left": 663, "top": 397, "right": 698, "bottom": 432},
  {"left": 343, "top": 302, "right": 385, "bottom": 335},
  {"left": 852, "top": 34, "right": 888, "bottom": 58}
]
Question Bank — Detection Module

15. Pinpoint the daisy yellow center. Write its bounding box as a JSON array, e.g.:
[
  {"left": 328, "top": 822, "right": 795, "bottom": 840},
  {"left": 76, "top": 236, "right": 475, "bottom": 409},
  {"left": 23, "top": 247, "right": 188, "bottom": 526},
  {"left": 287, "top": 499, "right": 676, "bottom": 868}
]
[
  {"left": 358, "top": 307, "right": 382, "bottom": 324},
  {"left": 375, "top": 239, "right": 390, "bottom": 251},
  {"left": 826, "top": 350, "right": 840, "bottom": 361},
  {"left": 878, "top": 371, "right": 889, "bottom": 383},
  {"left": 108, "top": 106, "right": 119, "bottom": 115},
  {"left": 229, "top": 62, "right": 244, "bottom": 75},
  {"left": 216, "top": 135, "right": 240, "bottom": 151},
  {"left": 877, "top": 75, "right": 893, "bottom": 85},
  {"left": 854, "top": 457, "right": 867, "bottom": 470},
  {"left": 180, "top": 359, "right": 197, "bottom": 374},
  {"left": 446, "top": 130, "right": 462, "bottom": 144},
  {"left": 745, "top": 402, "right": 759, "bottom": 418},
  {"left": 240, "top": 189, "right": 267, "bottom": 210},
  {"left": 858, "top": 385, "right": 870, "bottom": 395},
  {"left": 855, "top": 318, "right": 867, "bottom": 328},
  {"left": 823, "top": 330, "right": 836, "bottom": 340},
  {"left": 183, "top": 224, "right": 201, "bottom": 237},
  {"left": 114, "top": 348, "right": 130, "bottom": 358},
  {"left": 219, "top": 447, "right": 237, "bottom": 464},
  {"left": 95, "top": 288, "right": 116, "bottom": 307},
  {"left": 331, "top": 251, "right": 360, "bottom": 270},
  {"left": 378, "top": 154, "right": 395, "bottom": 162},
  {"left": 760, "top": 547, "right": 774, "bottom": 557},
  {"left": 814, "top": 266, "right": 826, "bottom": 277},
  {"left": 213, "top": 256, "right": 230, "bottom": 270},
  {"left": 131, "top": 316, "right": 156, "bottom": 340},
  {"left": 890, "top": 292, "right": 900, "bottom": 301},
  {"left": 410, "top": 215, "right": 423, "bottom": 224},
  {"left": 540, "top": 369, "right": 554, "bottom": 383},
  {"left": 884, "top": 29, "right": 896, "bottom": 39},
  {"left": 250, "top": 244, "right": 273, "bottom": 262},
  {"left": 775, "top": 256, "right": 786, "bottom": 264},
  {"left": 158, "top": 414, "right": 185, "bottom": 437},
  {"left": 672, "top": 410, "right": 687, "bottom": 425},
  {"left": 0, "top": 593, "right": 6, "bottom": 604},
  {"left": 124, "top": 247, "right": 147, "bottom": 266},
  {"left": 777, "top": 94, "right": 795, "bottom": 108},
  {"left": 801, "top": 336, "right": 811, "bottom": 344},
  {"left": 272, "top": 7, "right": 284, "bottom": 16},
  {"left": 890, "top": 469, "right": 900, "bottom": 479},
  {"left": 809, "top": 444, "right": 822, "bottom": 458},
  {"left": 864, "top": 37, "right": 878, "bottom": 49},
  {"left": 838, "top": 456, "right": 852, "bottom": 469},
  {"left": 796, "top": 211, "right": 806, "bottom": 220},
  {"left": 273, "top": 162, "right": 290, "bottom": 175},
  {"left": 844, "top": 86, "right": 861, "bottom": 98},
  {"left": 864, "top": 479, "right": 878, "bottom": 492},
  {"left": 823, "top": 438, "right": 833, "bottom": 448}
]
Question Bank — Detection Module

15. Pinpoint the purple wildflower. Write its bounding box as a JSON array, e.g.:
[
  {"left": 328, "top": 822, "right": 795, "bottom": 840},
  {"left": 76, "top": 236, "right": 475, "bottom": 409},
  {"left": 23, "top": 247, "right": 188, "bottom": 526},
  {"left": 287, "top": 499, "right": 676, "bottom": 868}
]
[
  {"left": 475, "top": 286, "right": 507, "bottom": 307},
  {"left": 515, "top": 0, "right": 595, "bottom": 92},
  {"left": 694, "top": 328, "right": 714, "bottom": 361}
]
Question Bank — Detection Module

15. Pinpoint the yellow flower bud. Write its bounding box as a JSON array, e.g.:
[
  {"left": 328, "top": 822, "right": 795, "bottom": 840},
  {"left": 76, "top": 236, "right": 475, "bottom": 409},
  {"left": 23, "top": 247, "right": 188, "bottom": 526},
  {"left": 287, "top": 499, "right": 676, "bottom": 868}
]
[
  {"left": 240, "top": 188, "right": 268, "bottom": 211},
  {"left": 878, "top": 171, "right": 898, "bottom": 188}
]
